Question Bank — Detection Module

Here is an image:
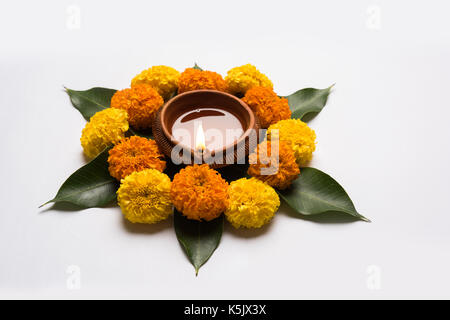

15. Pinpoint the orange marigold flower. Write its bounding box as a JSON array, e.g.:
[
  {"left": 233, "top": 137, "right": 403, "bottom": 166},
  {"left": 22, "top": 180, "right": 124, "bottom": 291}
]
[
  {"left": 108, "top": 136, "right": 166, "bottom": 181},
  {"left": 178, "top": 68, "right": 227, "bottom": 93},
  {"left": 242, "top": 86, "right": 291, "bottom": 129},
  {"left": 171, "top": 164, "right": 229, "bottom": 221},
  {"left": 111, "top": 84, "right": 164, "bottom": 130},
  {"left": 248, "top": 140, "right": 300, "bottom": 190}
]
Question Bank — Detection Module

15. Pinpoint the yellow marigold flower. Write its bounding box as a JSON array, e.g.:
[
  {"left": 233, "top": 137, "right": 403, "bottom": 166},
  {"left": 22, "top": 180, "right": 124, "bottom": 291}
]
[
  {"left": 131, "top": 65, "right": 180, "bottom": 100},
  {"left": 80, "top": 108, "right": 129, "bottom": 159},
  {"left": 225, "top": 178, "right": 280, "bottom": 229},
  {"left": 171, "top": 164, "right": 229, "bottom": 221},
  {"left": 248, "top": 140, "right": 300, "bottom": 190},
  {"left": 225, "top": 64, "right": 273, "bottom": 95},
  {"left": 111, "top": 84, "right": 163, "bottom": 130},
  {"left": 178, "top": 68, "right": 227, "bottom": 93},
  {"left": 267, "top": 119, "right": 316, "bottom": 167},
  {"left": 117, "top": 169, "right": 173, "bottom": 224},
  {"left": 108, "top": 136, "right": 166, "bottom": 181},
  {"left": 242, "top": 86, "right": 291, "bottom": 128}
]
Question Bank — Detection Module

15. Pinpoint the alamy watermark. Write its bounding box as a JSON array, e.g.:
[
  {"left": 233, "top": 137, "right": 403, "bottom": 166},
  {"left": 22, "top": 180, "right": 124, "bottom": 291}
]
[
  {"left": 66, "top": 5, "right": 81, "bottom": 30},
  {"left": 366, "top": 265, "right": 382, "bottom": 290},
  {"left": 170, "top": 127, "right": 280, "bottom": 175},
  {"left": 66, "top": 265, "right": 81, "bottom": 290},
  {"left": 366, "top": 5, "right": 382, "bottom": 30}
]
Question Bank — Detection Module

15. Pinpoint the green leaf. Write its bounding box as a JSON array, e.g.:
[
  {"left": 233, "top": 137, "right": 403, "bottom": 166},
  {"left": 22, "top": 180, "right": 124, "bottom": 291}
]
[
  {"left": 40, "top": 148, "right": 118, "bottom": 208},
  {"left": 174, "top": 210, "right": 223, "bottom": 275},
  {"left": 65, "top": 87, "right": 117, "bottom": 121},
  {"left": 284, "top": 85, "right": 334, "bottom": 120},
  {"left": 193, "top": 63, "right": 203, "bottom": 71},
  {"left": 278, "top": 167, "right": 369, "bottom": 222}
]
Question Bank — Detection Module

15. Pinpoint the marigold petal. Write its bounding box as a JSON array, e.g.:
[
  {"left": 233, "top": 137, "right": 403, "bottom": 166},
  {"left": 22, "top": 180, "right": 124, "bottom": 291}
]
[
  {"left": 225, "top": 178, "right": 280, "bottom": 228},
  {"left": 80, "top": 108, "right": 129, "bottom": 159},
  {"left": 242, "top": 86, "right": 291, "bottom": 128},
  {"left": 131, "top": 65, "right": 180, "bottom": 100},
  {"left": 178, "top": 68, "right": 227, "bottom": 93},
  {"left": 225, "top": 64, "right": 273, "bottom": 95},
  {"left": 247, "top": 140, "right": 300, "bottom": 190},
  {"left": 108, "top": 136, "right": 166, "bottom": 181},
  {"left": 267, "top": 119, "right": 316, "bottom": 167},
  {"left": 117, "top": 169, "right": 173, "bottom": 224},
  {"left": 170, "top": 164, "right": 229, "bottom": 221},
  {"left": 111, "top": 84, "right": 163, "bottom": 130}
]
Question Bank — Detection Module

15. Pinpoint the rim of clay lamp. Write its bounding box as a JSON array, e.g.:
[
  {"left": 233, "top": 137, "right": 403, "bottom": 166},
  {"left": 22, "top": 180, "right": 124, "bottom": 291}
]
[{"left": 160, "top": 89, "right": 256, "bottom": 157}]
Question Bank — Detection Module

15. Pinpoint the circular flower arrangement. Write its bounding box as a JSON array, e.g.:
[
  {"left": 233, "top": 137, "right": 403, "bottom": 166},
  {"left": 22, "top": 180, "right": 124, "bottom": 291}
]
[{"left": 44, "top": 64, "right": 369, "bottom": 274}]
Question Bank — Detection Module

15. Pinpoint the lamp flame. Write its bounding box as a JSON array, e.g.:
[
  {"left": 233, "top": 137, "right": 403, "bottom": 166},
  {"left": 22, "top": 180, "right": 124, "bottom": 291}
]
[{"left": 195, "top": 121, "right": 206, "bottom": 151}]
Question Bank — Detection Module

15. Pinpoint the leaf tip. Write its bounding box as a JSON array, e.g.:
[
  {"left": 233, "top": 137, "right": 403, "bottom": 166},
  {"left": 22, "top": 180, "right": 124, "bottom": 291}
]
[
  {"left": 39, "top": 200, "right": 53, "bottom": 208},
  {"left": 64, "top": 87, "right": 73, "bottom": 96}
]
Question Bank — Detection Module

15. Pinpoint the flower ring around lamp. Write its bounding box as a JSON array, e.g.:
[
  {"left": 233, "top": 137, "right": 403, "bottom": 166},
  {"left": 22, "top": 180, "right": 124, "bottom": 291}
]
[{"left": 153, "top": 89, "right": 261, "bottom": 168}]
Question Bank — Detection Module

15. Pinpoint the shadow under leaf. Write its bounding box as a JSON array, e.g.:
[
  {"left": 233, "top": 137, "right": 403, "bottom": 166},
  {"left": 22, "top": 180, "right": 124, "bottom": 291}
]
[
  {"left": 38, "top": 201, "right": 88, "bottom": 213},
  {"left": 281, "top": 203, "right": 365, "bottom": 224},
  {"left": 39, "top": 198, "right": 118, "bottom": 214}
]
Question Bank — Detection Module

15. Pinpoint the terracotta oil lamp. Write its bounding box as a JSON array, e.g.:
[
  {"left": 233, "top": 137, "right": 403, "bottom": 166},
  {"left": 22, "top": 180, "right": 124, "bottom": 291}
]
[{"left": 153, "top": 90, "right": 260, "bottom": 168}]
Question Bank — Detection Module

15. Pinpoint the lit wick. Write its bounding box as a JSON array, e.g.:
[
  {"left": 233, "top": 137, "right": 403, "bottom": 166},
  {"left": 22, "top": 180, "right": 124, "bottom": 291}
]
[
  {"left": 195, "top": 121, "right": 206, "bottom": 151},
  {"left": 195, "top": 121, "right": 206, "bottom": 163}
]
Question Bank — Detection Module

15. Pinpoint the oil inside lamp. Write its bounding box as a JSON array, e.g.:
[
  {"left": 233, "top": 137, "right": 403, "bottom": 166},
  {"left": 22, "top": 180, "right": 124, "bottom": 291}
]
[{"left": 171, "top": 107, "right": 244, "bottom": 152}]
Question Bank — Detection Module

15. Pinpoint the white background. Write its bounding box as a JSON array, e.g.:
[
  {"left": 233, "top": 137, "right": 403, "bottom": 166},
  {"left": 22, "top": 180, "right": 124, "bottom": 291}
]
[{"left": 1, "top": 0, "right": 449, "bottom": 299}]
